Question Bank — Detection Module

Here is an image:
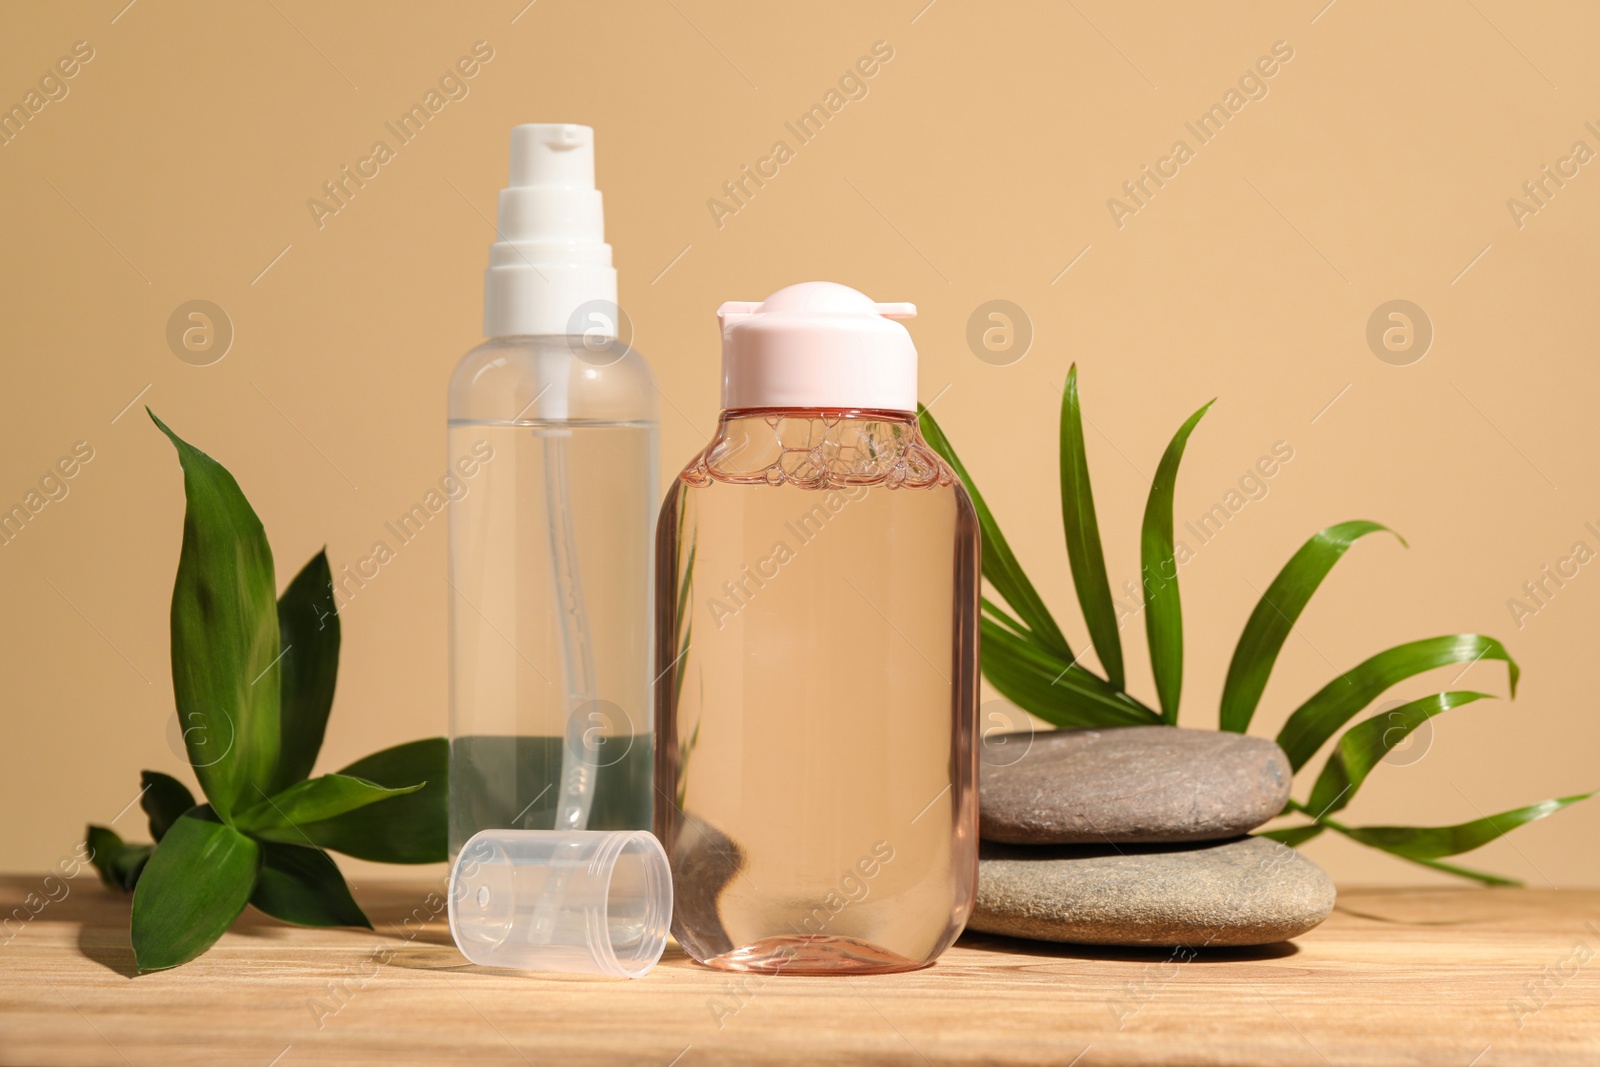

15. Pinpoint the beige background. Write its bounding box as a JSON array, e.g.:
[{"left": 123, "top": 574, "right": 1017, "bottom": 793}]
[{"left": 1, "top": 0, "right": 1596, "bottom": 887}]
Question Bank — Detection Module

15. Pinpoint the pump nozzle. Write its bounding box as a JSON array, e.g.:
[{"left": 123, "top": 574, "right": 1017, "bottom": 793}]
[
  {"left": 509, "top": 123, "right": 596, "bottom": 189},
  {"left": 484, "top": 123, "right": 617, "bottom": 337}
]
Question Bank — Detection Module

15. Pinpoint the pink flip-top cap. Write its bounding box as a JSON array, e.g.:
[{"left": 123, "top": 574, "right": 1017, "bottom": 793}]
[{"left": 718, "top": 282, "right": 918, "bottom": 411}]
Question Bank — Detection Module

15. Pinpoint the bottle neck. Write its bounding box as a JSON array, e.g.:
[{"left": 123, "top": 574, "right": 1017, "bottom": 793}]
[
  {"left": 687, "top": 408, "right": 946, "bottom": 490},
  {"left": 719, "top": 406, "right": 918, "bottom": 425}
]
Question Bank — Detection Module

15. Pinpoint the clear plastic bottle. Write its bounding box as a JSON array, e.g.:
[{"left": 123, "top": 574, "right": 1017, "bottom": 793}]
[
  {"left": 654, "top": 283, "right": 979, "bottom": 974},
  {"left": 448, "top": 125, "right": 658, "bottom": 857}
]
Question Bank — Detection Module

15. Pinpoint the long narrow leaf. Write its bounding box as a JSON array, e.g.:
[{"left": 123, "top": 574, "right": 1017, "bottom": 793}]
[
  {"left": 1277, "top": 635, "right": 1518, "bottom": 771},
  {"left": 1282, "top": 802, "right": 1526, "bottom": 884},
  {"left": 982, "top": 597, "right": 1033, "bottom": 638},
  {"left": 921, "top": 409, "right": 1074, "bottom": 661},
  {"left": 1340, "top": 792, "right": 1594, "bottom": 858},
  {"left": 271, "top": 550, "right": 341, "bottom": 792},
  {"left": 235, "top": 773, "right": 424, "bottom": 843},
  {"left": 131, "top": 806, "right": 260, "bottom": 972},
  {"left": 980, "top": 619, "right": 1160, "bottom": 728},
  {"left": 1059, "top": 365, "right": 1124, "bottom": 690},
  {"left": 1256, "top": 824, "right": 1326, "bottom": 847},
  {"left": 151, "top": 411, "right": 281, "bottom": 822},
  {"left": 295, "top": 739, "right": 449, "bottom": 864},
  {"left": 673, "top": 523, "right": 696, "bottom": 715},
  {"left": 251, "top": 842, "right": 370, "bottom": 928},
  {"left": 1307, "top": 691, "right": 1493, "bottom": 816},
  {"left": 1140, "top": 400, "right": 1213, "bottom": 722},
  {"left": 1220, "top": 521, "right": 1402, "bottom": 733},
  {"left": 1380, "top": 853, "right": 1522, "bottom": 886}
]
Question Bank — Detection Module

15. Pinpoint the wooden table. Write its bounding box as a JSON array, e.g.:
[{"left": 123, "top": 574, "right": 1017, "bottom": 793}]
[{"left": 2, "top": 875, "right": 1597, "bottom": 1065}]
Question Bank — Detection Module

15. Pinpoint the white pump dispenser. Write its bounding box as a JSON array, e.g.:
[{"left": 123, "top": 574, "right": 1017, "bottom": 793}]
[{"left": 483, "top": 123, "right": 619, "bottom": 340}]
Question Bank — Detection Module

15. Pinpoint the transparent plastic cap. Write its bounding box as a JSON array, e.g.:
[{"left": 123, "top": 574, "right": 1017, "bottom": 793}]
[{"left": 448, "top": 829, "right": 672, "bottom": 979}]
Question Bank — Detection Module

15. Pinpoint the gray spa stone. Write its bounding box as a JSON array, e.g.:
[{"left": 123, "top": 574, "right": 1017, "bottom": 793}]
[
  {"left": 980, "top": 725, "right": 1292, "bottom": 845},
  {"left": 969, "top": 836, "right": 1335, "bottom": 947}
]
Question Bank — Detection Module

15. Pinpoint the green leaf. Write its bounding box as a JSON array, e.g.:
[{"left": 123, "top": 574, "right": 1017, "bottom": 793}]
[
  {"left": 85, "top": 825, "right": 124, "bottom": 888},
  {"left": 1381, "top": 854, "right": 1522, "bottom": 886},
  {"left": 1281, "top": 802, "right": 1525, "bottom": 883},
  {"left": 672, "top": 518, "right": 697, "bottom": 714},
  {"left": 1059, "top": 365, "right": 1124, "bottom": 691},
  {"left": 151, "top": 411, "right": 281, "bottom": 823},
  {"left": 1256, "top": 824, "right": 1326, "bottom": 847},
  {"left": 1276, "top": 634, "right": 1519, "bottom": 772},
  {"left": 1220, "top": 521, "right": 1403, "bottom": 733},
  {"left": 1339, "top": 792, "right": 1595, "bottom": 859},
  {"left": 1307, "top": 691, "right": 1493, "bottom": 816},
  {"left": 295, "top": 739, "right": 449, "bottom": 864},
  {"left": 1140, "top": 400, "right": 1213, "bottom": 723},
  {"left": 920, "top": 409, "right": 1074, "bottom": 661},
  {"left": 85, "top": 825, "right": 153, "bottom": 892},
  {"left": 131, "top": 806, "right": 260, "bottom": 972},
  {"left": 234, "top": 773, "right": 424, "bottom": 843},
  {"left": 271, "top": 550, "right": 341, "bottom": 792},
  {"left": 980, "top": 618, "right": 1160, "bottom": 729},
  {"left": 250, "top": 842, "right": 370, "bottom": 928},
  {"left": 982, "top": 596, "right": 1033, "bottom": 638},
  {"left": 140, "top": 771, "right": 197, "bottom": 843}
]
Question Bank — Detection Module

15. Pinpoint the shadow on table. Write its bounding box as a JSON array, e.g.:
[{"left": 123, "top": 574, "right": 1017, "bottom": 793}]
[
  {"left": 76, "top": 922, "right": 137, "bottom": 978},
  {"left": 70, "top": 892, "right": 338, "bottom": 978},
  {"left": 957, "top": 929, "right": 1301, "bottom": 963},
  {"left": 2, "top": 878, "right": 142, "bottom": 978},
  {"left": 1332, "top": 887, "right": 1504, "bottom": 927},
  {"left": 48, "top": 878, "right": 463, "bottom": 977}
]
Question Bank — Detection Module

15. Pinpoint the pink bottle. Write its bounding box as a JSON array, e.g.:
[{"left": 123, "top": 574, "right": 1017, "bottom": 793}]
[{"left": 655, "top": 282, "right": 979, "bottom": 974}]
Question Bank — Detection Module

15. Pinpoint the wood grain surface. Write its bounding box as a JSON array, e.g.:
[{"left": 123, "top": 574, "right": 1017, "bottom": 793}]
[{"left": 2, "top": 875, "right": 1597, "bottom": 1066}]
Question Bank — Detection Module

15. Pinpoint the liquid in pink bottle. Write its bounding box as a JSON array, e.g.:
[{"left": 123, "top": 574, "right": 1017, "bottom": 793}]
[{"left": 655, "top": 282, "right": 979, "bottom": 974}]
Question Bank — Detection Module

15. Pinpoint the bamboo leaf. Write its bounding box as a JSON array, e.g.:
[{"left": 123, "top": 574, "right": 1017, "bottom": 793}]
[
  {"left": 85, "top": 825, "right": 153, "bottom": 892},
  {"left": 287, "top": 739, "right": 449, "bottom": 864},
  {"left": 140, "top": 771, "right": 197, "bottom": 843},
  {"left": 671, "top": 518, "right": 696, "bottom": 715},
  {"left": 1059, "top": 365, "right": 1124, "bottom": 690},
  {"left": 250, "top": 842, "right": 370, "bottom": 928},
  {"left": 1140, "top": 400, "right": 1213, "bottom": 723},
  {"left": 1257, "top": 824, "right": 1326, "bottom": 847},
  {"left": 1220, "top": 521, "right": 1403, "bottom": 733},
  {"left": 1339, "top": 792, "right": 1595, "bottom": 858},
  {"left": 1285, "top": 803, "right": 1526, "bottom": 883},
  {"left": 982, "top": 597, "right": 1033, "bottom": 638},
  {"left": 131, "top": 806, "right": 260, "bottom": 972},
  {"left": 921, "top": 409, "right": 1074, "bottom": 661},
  {"left": 234, "top": 773, "right": 424, "bottom": 843},
  {"left": 85, "top": 825, "right": 125, "bottom": 888},
  {"left": 980, "top": 618, "right": 1160, "bottom": 728},
  {"left": 150, "top": 410, "right": 281, "bottom": 822},
  {"left": 1276, "top": 635, "right": 1518, "bottom": 771},
  {"left": 1382, "top": 854, "right": 1522, "bottom": 886},
  {"left": 271, "top": 550, "right": 340, "bottom": 792},
  {"left": 1307, "top": 691, "right": 1493, "bottom": 816}
]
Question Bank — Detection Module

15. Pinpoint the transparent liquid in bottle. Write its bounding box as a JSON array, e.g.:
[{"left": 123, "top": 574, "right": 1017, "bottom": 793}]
[
  {"left": 448, "top": 337, "right": 658, "bottom": 857},
  {"left": 655, "top": 409, "right": 979, "bottom": 974}
]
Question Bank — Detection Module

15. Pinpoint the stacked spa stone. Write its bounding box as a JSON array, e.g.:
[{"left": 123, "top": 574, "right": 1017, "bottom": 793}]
[{"left": 970, "top": 726, "right": 1335, "bottom": 947}]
